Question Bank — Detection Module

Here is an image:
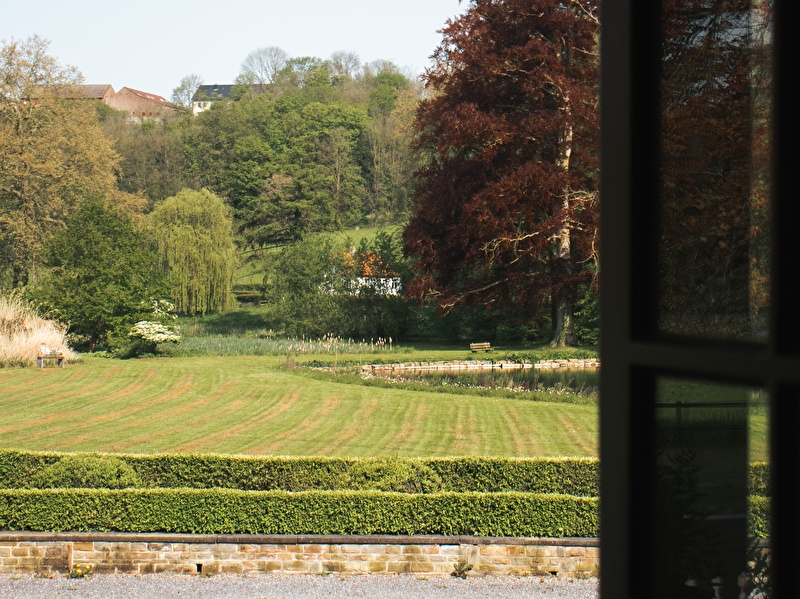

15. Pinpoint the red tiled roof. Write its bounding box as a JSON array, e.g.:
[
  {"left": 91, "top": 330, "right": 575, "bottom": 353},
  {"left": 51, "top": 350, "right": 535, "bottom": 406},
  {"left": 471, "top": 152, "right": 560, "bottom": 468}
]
[
  {"left": 57, "top": 84, "right": 114, "bottom": 99},
  {"left": 118, "top": 87, "right": 172, "bottom": 105}
]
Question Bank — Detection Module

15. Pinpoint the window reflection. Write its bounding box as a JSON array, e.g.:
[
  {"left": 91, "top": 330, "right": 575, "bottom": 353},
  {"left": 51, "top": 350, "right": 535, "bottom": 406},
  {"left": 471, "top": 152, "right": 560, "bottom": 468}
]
[
  {"left": 657, "top": 0, "right": 772, "bottom": 341},
  {"left": 653, "top": 377, "right": 769, "bottom": 598}
]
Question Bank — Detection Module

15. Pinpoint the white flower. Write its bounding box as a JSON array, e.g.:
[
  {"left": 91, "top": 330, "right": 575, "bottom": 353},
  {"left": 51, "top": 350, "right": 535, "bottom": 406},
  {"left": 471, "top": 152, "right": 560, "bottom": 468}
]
[{"left": 129, "top": 321, "right": 181, "bottom": 344}]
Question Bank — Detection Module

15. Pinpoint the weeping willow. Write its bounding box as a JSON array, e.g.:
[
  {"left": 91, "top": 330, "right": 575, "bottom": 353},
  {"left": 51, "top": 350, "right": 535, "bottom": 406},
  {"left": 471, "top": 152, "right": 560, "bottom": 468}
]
[{"left": 149, "top": 189, "right": 238, "bottom": 315}]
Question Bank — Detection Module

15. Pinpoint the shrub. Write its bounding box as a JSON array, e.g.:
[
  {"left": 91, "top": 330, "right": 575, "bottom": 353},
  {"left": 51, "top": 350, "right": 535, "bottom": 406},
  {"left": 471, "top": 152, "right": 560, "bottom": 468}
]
[
  {"left": 748, "top": 496, "right": 770, "bottom": 538},
  {"left": 126, "top": 320, "right": 181, "bottom": 355},
  {"left": 27, "top": 455, "right": 142, "bottom": 489}
]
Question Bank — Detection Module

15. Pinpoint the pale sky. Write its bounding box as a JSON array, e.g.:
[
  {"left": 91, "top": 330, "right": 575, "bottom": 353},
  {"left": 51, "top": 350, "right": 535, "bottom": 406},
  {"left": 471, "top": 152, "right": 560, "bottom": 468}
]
[{"left": 2, "top": 0, "right": 467, "bottom": 100}]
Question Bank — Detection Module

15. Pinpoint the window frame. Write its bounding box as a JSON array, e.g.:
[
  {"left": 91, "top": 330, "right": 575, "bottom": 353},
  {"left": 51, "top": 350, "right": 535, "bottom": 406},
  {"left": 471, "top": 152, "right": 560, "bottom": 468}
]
[{"left": 599, "top": 0, "right": 799, "bottom": 597}]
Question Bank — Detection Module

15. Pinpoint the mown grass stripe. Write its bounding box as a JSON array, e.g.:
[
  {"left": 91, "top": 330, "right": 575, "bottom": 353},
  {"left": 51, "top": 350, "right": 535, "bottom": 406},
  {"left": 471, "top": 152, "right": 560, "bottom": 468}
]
[{"left": 0, "top": 356, "right": 600, "bottom": 458}]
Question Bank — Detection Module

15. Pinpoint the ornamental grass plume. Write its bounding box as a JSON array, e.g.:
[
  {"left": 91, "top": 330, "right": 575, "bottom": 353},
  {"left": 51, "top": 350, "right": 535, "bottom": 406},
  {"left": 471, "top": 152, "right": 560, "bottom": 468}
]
[{"left": 0, "top": 293, "right": 77, "bottom": 367}]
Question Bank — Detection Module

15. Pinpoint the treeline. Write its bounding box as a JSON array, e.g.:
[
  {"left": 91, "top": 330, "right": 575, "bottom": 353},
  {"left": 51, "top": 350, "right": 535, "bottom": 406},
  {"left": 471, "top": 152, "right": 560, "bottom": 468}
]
[
  {"left": 2, "top": 20, "right": 602, "bottom": 354},
  {"left": 104, "top": 52, "right": 420, "bottom": 236},
  {"left": 0, "top": 36, "right": 426, "bottom": 353}
]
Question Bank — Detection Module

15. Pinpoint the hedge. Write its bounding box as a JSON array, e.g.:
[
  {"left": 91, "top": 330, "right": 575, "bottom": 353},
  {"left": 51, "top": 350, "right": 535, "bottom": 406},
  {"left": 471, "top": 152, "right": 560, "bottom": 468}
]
[
  {"left": 0, "top": 489, "right": 599, "bottom": 537},
  {"left": 0, "top": 451, "right": 771, "bottom": 497},
  {"left": 747, "top": 496, "right": 770, "bottom": 538},
  {"left": 0, "top": 451, "right": 599, "bottom": 495},
  {"left": 748, "top": 461, "right": 769, "bottom": 496}
]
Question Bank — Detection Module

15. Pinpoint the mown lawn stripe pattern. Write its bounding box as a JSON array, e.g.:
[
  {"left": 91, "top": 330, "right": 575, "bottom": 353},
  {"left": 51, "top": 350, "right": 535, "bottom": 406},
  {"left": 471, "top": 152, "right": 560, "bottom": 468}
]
[{"left": 0, "top": 356, "right": 598, "bottom": 458}]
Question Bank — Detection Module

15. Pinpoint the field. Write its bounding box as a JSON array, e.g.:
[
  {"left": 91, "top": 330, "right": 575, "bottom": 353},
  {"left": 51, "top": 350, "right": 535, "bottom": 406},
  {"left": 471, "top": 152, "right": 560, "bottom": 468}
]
[{"left": 0, "top": 355, "right": 599, "bottom": 457}]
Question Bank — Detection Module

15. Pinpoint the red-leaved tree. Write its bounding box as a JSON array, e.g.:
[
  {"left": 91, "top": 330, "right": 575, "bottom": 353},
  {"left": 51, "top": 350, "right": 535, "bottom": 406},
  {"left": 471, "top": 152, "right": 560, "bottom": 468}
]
[{"left": 403, "top": 0, "right": 599, "bottom": 346}]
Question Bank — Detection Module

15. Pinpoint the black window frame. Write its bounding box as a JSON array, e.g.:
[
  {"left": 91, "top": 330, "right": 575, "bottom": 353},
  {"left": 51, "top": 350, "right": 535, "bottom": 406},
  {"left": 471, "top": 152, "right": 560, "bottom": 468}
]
[{"left": 599, "top": 0, "right": 799, "bottom": 597}]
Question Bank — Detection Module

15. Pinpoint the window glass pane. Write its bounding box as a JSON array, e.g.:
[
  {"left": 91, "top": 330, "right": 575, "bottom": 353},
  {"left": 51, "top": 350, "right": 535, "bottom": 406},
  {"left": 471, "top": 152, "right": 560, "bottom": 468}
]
[
  {"left": 747, "top": 388, "right": 771, "bottom": 599},
  {"left": 652, "top": 377, "right": 770, "bottom": 598},
  {"left": 657, "top": 0, "right": 772, "bottom": 341}
]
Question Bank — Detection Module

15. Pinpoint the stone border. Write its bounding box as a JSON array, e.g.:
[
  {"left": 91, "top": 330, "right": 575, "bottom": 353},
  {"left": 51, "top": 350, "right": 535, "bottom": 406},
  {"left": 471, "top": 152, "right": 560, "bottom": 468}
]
[
  {"left": 361, "top": 359, "right": 600, "bottom": 373},
  {"left": 0, "top": 532, "right": 600, "bottom": 578}
]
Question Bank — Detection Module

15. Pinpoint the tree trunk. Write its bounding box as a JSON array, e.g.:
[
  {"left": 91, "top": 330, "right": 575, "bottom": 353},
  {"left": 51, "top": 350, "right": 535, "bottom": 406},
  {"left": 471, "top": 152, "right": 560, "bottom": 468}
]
[
  {"left": 551, "top": 94, "right": 575, "bottom": 348},
  {"left": 551, "top": 298, "right": 576, "bottom": 347}
]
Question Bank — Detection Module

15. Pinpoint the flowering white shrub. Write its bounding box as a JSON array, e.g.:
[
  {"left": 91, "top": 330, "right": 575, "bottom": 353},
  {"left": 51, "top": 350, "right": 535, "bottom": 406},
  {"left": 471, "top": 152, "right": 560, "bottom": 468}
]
[
  {"left": 128, "top": 321, "right": 181, "bottom": 344},
  {"left": 149, "top": 299, "right": 177, "bottom": 320}
]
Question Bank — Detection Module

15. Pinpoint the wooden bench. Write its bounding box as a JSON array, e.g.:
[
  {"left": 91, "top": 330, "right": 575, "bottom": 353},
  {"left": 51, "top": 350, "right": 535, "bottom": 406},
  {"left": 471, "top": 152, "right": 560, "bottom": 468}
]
[
  {"left": 470, "top": 342, "right": 493, "bottom": 353},
  {"left": 37, "top": 345, "right": 65, "bottom": 368}
]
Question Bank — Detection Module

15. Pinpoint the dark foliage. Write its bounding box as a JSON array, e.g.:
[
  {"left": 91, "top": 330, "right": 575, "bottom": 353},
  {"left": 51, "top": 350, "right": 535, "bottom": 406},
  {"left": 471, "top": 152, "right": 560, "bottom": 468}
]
[{"left": 403, "top": 0, "right": 599, "bottom": 345}]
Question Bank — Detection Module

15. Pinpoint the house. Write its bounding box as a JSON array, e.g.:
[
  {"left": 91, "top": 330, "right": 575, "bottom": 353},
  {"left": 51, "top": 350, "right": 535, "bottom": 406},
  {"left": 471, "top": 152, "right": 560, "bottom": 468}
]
[
  {"left": 191, "top": 84, "right": 236, "bottom": 115},
  {"left": 57, "top": 84, "right": 116, "bottom": 103},
  {"left": 54, "top": 84, "right": 178, "bottom": 120},
  {"left": 343, "top": 249, "right": 401, "bottom": 296},
  {"left": 105, "top": 87, "right": 178, "bottom": 120}
]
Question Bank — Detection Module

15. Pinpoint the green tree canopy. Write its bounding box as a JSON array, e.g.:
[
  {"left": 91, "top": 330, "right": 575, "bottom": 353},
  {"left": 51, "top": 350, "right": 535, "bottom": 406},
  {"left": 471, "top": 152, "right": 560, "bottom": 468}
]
[
  {"left": 100, "top": 113, "right": 191, "bottom": 208},
  {"left": 0, "top": 36, "right": 122, "bottom": 286},
  {"left": 149, "top": 188, "right": 238, "bottom": 315},
  {"left": 29, "top": 197, "right": 163, "bottom": 351},
  {"left": 181, "top": 54, "right": 417, "bottom": 244},
  {"left": 267, "top": 236, "right": 350, "bottom": 337}
]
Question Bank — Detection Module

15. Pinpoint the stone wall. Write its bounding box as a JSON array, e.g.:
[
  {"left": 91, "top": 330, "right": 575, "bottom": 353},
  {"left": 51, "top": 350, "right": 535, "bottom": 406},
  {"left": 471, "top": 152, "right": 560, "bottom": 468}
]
[{"left": 0, "top": 533, "right": 599, "bottom": 578}]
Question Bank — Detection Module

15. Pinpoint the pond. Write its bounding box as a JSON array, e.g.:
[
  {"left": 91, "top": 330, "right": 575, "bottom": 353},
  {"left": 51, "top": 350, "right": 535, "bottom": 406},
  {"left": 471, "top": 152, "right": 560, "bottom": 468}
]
[{"left": 365, "top": 364, "right": 599, "bottom": 395}]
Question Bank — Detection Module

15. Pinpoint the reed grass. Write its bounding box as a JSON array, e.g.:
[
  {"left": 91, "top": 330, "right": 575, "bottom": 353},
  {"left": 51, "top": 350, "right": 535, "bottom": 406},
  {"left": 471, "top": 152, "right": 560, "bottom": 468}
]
[
  {"left": 0, "top": 294, "right": 77, "bottom": 368},
  {"left": 163, "top": 333, "right": 409, "bottom": 357}
]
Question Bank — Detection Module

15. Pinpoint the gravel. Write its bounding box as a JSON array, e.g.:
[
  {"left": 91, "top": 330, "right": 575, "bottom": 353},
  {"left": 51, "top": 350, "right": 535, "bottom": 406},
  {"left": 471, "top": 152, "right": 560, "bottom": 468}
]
[{"left": 0, "top": 573, "right": 599, "bottom": 599}]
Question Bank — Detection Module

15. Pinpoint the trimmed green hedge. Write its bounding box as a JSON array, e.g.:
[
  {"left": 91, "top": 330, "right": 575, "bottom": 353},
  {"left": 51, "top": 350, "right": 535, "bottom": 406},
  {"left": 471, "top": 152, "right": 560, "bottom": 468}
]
[
  {"left": 28, "top": 455, "right": 142, "bottom": 490},
  {"left": 0, "top": 489, "right": 599, "bottom": 537},
  {"left": 0, "top": 450, "right": 771, "bottom": 497},
  {"left": 748, "top": 461, "right": 769, "bottom": 496},
  {"left": 0, "top": 451, "right": 599, "bottom": 496},
  {"left": 747, "top": 496, "right": 770, "bottom": 538}
]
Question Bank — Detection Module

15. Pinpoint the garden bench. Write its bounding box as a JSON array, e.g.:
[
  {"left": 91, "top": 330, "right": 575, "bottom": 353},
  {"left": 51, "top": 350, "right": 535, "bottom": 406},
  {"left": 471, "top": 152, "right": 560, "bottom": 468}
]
[
  {"left": 36, "top": 344, "right": 65, "bottom": 368},
  {"left": 470, "top": 342, "right": 493, "bottom": 353}
]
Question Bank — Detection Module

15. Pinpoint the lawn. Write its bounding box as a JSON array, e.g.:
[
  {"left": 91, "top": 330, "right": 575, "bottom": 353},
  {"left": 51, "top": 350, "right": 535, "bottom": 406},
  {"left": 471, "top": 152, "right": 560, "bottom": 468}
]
[{"left": 0, "top": 355, "right": 599, "bottom": 458}]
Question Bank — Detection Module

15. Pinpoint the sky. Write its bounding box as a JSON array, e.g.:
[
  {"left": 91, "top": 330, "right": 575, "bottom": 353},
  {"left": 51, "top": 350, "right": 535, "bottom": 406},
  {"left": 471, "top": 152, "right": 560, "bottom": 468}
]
[{"left": 3, "top": 0, "right": 468, "bottom": 100}]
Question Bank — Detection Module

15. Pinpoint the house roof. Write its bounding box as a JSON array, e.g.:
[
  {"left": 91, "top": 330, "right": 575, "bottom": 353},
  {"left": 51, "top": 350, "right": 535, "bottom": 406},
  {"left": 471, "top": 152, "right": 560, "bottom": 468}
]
[
  {"left": 118, "top": 87, "right": 173, "bottom": 106},
  {"left": 56, "top": 84, "right": 115, "bottom": 99},
  {"left": 192, "top": 84, "right": 235, "bottom": 102}
]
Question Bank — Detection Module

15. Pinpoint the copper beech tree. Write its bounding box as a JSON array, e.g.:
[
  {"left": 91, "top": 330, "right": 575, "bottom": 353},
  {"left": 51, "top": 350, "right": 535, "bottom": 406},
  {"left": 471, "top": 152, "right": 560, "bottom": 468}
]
[{"left": 403, "top": 0, "right": 599, "bottom": 346}]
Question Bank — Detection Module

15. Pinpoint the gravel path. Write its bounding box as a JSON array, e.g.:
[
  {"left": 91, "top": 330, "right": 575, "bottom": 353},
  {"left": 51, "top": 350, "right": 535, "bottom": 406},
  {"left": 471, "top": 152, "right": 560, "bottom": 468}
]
[{"left": 0, "top": 573, "right": 599, "bottom": 599}]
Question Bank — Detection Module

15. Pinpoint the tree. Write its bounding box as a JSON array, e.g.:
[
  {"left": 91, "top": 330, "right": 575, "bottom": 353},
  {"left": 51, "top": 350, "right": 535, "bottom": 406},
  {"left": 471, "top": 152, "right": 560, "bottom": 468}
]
[
  {"left": 29, "top": 197, "right": 163, "bottom": 352},
  {"left": 363, "top": 86, "right": 420, "bottom": 223},
  {"left": 100, "top": 113, "right": 191, "bottom": 208},
  {"left": 273, "top": 56, "right": 332, "bottom": 95},
  {"left": 239, "top": 46, "right": 289, "bottom": 87},
  {"left": 170, "top": 73, "right": 203, "bottom": 109},
  {"left": 183, "top": 87, "right": 369, "bottom": 236},
  {"left": 402, "top": 0, "right": 599, "bottom": 346},
  {"left": 0, "top": 36, "right": 121, "bottom": 286},
  {"left": 149, "top": 188, "right": 238, "bottom": 315},
  {"left": 329, "top": 51, "right": 361, "bottom": 82},
  {"left": 266, "top": 236, "right": 350, "bottom": 336},
  {"left": 319, "top": 126, "right": 366, "bottom": 226}
]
